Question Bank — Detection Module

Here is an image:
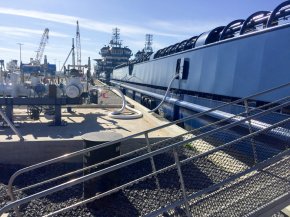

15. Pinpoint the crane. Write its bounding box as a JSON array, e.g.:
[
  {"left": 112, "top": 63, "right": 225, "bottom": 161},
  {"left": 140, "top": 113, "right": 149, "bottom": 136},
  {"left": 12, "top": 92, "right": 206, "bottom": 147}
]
[
  {"left": 76, "top": 21, "right": 81, "bottom": 71},
  {"left": 34, "top": 28, "right": 49, "bottom": 65}
]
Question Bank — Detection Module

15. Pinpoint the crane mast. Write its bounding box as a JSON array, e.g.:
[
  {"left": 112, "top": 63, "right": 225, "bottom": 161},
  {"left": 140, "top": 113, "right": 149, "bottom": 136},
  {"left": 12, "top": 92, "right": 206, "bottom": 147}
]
[
  {"left": 34, "top": 28, "right": 49, "bottom": 65},
  {"left": 76, "top": 21, "right": 81, "bottom": 71}
]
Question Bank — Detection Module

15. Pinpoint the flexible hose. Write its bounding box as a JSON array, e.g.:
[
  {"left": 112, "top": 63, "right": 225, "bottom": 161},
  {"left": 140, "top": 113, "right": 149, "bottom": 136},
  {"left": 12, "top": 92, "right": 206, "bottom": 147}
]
[
  {"left": 90, "top": 85, "right": 143, "bottom": 119},
  {"left": 149, "top": 73, "right": 179, "bottom": 113},
  {"left": 108, "top": 104, "right": 143, "bottom": 119},
  {"left": 108, "top": 86, "right": 142, "bottom": 119},
  {"left": 109, "top": 86, "right": 126, "bottom": 115}
]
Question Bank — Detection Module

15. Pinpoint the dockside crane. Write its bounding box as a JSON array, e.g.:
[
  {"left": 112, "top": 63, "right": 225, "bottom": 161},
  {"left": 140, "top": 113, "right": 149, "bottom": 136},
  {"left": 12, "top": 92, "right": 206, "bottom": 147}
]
[
  {"left": 60, "top": 21, "right": 88, "bottom": 75},
  {"left": 76, "top": 21, "right": 81, "bottom": 71},
  {"left": 34, "top": 28, "right": 49, "bottom": 65}
]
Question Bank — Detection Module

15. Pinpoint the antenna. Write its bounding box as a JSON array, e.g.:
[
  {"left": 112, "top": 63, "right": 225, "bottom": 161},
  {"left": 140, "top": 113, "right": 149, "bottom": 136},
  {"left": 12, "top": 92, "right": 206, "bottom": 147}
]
[
  {"left": 110, "top": 28, "right": 122, "bottom": 47},
  {"left": 144, "top": 34, "right": 153, "bottom": 53},
  {"left": 76, "top": 20, "right": 81, "bottom": 70}
]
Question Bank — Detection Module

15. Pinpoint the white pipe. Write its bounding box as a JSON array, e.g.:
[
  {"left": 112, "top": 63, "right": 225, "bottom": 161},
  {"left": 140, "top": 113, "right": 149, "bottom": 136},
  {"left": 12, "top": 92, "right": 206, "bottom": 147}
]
[
  {"left": 111, "top": 80, "right": 290, "bottom": 139},
  {"left": 108, "top": 104, "right": 143, "bottom": 119},
  {"left": 109, "top": 86, "right": 126, "bottom": 115},
  {"left": 89, "top": 85, "right": 143, "bottom": 119},
  {"left": 149, "top": 73, "right": 179, "bottom": 113}
]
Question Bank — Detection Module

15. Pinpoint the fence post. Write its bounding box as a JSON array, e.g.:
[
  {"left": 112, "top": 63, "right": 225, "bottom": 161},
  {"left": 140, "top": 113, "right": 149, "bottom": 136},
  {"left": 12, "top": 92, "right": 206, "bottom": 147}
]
[
  {"left": 145, "top": 132, "right": 160, "bottom": 189},
  {"left": 244, "top": 100, "right": 258, "bottom": 164},
  {"left": 173, "top": 148, "right": 191, "bottom": 216}
]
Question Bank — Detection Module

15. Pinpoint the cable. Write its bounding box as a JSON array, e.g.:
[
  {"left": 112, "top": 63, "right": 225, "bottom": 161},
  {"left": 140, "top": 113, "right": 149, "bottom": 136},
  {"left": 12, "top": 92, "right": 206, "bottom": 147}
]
[{"left": 149, "top": 73, "right": 179, "bottom": 113}]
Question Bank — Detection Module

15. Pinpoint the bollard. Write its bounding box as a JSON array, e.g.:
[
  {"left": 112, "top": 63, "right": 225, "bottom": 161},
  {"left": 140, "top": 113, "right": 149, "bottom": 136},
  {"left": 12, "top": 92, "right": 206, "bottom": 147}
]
[{"left": 82, "top": 131, "right": 123, "bottom": 207}]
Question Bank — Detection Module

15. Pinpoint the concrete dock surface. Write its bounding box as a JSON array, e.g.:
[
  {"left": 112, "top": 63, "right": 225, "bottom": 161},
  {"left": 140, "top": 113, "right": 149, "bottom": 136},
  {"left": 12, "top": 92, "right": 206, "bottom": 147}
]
[{"left": 0, "top": 93, "right": 186, "bottom": 165}]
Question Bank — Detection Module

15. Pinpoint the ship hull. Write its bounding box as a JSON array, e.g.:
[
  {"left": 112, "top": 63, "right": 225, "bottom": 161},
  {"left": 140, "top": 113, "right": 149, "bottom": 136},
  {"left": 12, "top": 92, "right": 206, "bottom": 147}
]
[
  {"left": 112, "top": 24, "right": 290, "bottom": 103},
  {"left": 111, "top": 23, "right": 290, "bottom": 152}
]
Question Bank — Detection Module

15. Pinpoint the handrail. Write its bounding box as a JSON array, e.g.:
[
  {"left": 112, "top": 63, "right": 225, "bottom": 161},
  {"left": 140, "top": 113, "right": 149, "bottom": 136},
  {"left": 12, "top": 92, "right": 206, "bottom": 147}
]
[
  {"left": 40, "top": 117, "right": 290, "bottom": 217},
  {"left": 1, "top": 82, "right": 289, "bottom": 216},
  {"left": 1, "top": 110, "right": 289, "bottom": 215},
  {"left": 0, "top": 109, "right": 24, "bottom": 141},
  {"left": 7, "top": 81, "right": 290, "bottom": 190},
  {"left": 146, "top": 148, "right": 290, "bottom": 217},
  {"left": 5, "top": 82, "right": 290, "bottom": 206},
  {"left": 1, "top": 98, "right": 289, "bottom": 215},
  {"left": 12, "top": 95, "right": 290, "bottom": 194}
]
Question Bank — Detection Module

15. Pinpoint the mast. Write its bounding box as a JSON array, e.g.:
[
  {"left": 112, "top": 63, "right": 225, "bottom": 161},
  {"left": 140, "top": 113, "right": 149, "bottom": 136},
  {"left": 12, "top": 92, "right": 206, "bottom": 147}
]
[{"left": 76, "top": 21, "right": 81, "bottom": 71}]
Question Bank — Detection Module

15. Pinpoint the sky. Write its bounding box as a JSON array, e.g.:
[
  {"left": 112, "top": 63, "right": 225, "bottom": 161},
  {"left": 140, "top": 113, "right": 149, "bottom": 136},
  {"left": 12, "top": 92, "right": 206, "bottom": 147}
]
[{"left": 0, "top": 0, "right": 284, "bottom": 70}]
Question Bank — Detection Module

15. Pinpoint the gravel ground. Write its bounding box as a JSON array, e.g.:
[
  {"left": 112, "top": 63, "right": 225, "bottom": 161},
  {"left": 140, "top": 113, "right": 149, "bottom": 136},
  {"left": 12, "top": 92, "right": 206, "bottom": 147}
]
[
  {"left": 0, "top": 121, "right": 288, "bottom": 216},
  {"left": 1, "top": 148, "right": 288, "bottom": 217},
  {"left": 0, "top": 149, "right": 196, "bottom": 217}
]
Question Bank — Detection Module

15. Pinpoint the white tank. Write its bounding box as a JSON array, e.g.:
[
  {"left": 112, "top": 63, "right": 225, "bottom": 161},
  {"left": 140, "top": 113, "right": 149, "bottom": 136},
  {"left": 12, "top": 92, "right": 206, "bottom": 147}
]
[
  {"left": 10, "top": 72, "right": 21, "bottom": 85},
  {"left": 65, "top": 77, "right": 83, "bottom": 98},
  {"left": 0, "top": 83, "right": 13, "bottom": 96}
]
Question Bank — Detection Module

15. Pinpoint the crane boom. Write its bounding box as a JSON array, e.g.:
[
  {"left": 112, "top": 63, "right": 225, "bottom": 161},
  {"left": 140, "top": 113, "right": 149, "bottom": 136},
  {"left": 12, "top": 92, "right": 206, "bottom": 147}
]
[
  {"left": 76, "top": 21, "right": 81, "bottom": 70},
  {"left": 35, "top": 28, "right": 49, "bottom": 65}
]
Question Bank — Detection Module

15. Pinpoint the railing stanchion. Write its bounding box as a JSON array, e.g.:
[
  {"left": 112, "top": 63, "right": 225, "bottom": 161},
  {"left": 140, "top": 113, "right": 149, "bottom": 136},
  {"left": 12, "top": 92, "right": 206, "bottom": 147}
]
[
  {"left": 7, "top": 191, "right": 21, "bottom": 217},
  {"left": 173, "top": 147, "right": 191, "bottom": 217},
  {"left": 0, "top": 109, "right": 24, "bottom": 141},
  {"left": 244, "top": 100, "right": 258, "bottom": 164},
  {"left": 145, "top": 132, "right": 160, "bottom": 189}
]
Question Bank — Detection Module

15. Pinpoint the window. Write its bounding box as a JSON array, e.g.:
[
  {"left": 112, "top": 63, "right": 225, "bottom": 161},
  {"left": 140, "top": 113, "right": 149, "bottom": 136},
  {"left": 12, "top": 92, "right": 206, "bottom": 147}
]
[
  {"left": 176, "top": 58, "right": 189, "bottom": 79},
  {"left": 129, "top": 64, "right": 134, "bottom": 76}
]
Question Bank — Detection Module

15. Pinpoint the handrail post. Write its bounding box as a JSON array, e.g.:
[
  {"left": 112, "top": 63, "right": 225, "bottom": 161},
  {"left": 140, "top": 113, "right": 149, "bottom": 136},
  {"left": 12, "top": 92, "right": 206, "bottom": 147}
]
[
  {"left": 173, "top": 147, "right": 191, "bottom": 217},
  {"left": 144, "top": 132, "right": 160, "bottom": 189},
  {"left": 0, "top": 109, "right": 24, "bottom": 141},
  {"left": 7, "top": 189, "right": 21, "bottom": 217},
  {"left": 243, "top": 100, "right": 258, "bottom": 164}
]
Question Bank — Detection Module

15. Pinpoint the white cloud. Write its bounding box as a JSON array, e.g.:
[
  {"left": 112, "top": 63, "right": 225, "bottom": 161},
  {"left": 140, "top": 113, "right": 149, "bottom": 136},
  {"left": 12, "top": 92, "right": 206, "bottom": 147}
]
[
  {"left": 0, "top": 47, "right": 17, "bottom": 53},
  {"left": 0, "top": 26, "right": 69, "bottom": 38},
  {"left": 149, "top": 20, "right": 225, "bottom": 36},
  {"left": 0, "top": 7, "right": 187, "bottom": 38},
  {"left": 0, "top": 7, "right": 226, "bottom": 61}
]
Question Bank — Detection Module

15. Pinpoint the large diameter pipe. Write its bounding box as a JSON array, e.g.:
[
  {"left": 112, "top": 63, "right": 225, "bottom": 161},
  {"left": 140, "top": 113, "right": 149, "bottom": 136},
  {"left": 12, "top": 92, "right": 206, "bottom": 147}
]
[{"left": 111, "top": 81, "right": 290, "bottom": 139}]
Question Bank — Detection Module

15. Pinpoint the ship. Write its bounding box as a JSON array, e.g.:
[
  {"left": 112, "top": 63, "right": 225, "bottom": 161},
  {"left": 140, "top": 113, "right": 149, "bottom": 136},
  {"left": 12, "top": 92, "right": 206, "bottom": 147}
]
[
  {"left": 94, "top": 28, "right": 132, "bottom": 83},
  {"left": 110, "top": 1, "right": 290, "bottom": 130},
  {"left": 0, "top": 2, "right": 290, "bottom": 216}
]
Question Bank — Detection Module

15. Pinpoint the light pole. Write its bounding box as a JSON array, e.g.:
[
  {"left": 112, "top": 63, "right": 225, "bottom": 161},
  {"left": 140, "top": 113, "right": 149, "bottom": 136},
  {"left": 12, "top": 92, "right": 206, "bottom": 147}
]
[
  {"left": 58, "top": 61, "right": 61, "bottom": 72},
  {"left": 17, "top": 43, "right": 23, "bottom": 65},
  {"left": 17, "top": 43, "right": 23, "bottom": 82}
]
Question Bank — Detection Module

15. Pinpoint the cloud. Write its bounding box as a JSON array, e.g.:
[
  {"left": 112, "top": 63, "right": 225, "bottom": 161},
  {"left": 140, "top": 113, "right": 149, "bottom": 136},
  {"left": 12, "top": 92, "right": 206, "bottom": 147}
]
[
  {"left": 0, "top": 47, "right": 17, "bottom": 53},
  {"left": 0, "top": 26, "right": 69, "bottom": 38},
  {"left": 0, "top": 7, "right": 186, "bottom": 38},
  {"left": 149, "top": 20, "right": 225, "bottom": 36},
  {"left": 0, "top": 6, "right": 227, "bottom": 61}
]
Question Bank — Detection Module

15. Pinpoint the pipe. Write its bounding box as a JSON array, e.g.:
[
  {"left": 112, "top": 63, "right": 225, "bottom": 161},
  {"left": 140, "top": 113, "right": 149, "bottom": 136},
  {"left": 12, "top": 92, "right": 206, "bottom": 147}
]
[
  {"left": 109, "top": 104, "right": 143, "bottom": 119},
  {"left": 111, "top": 81, "right": 290, "bottom": 139},
  {"left": 89, "top": 85, "right": 143, "bottom": 119},
  {"left": 149, "top": 73, "right": 179, "bottom": 113}
]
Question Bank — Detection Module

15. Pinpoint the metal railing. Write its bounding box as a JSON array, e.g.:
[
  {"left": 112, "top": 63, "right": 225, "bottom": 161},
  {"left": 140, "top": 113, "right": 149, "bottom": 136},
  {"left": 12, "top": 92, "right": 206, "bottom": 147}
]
[
  {"left": 0, "top": 108, "right": 24, "bottom": 141},
  {"left": 0, "top": 82, "right": 290, "bottom": 216}
]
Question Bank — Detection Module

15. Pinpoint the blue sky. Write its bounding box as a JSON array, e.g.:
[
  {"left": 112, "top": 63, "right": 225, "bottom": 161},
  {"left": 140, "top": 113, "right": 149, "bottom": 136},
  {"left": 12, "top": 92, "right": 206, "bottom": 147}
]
[{"left": 0, "top": 0, "right": 284, "bottom": 69}]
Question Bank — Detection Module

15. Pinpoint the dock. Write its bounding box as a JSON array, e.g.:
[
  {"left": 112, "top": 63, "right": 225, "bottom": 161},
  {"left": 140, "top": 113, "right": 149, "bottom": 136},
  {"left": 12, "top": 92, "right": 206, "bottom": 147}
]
[
  {"left": 0, "top": 91, "right": 185, "bottom": 166},
  {"left": 0, "top": 81, "right": 289, "bottom": 217}
]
